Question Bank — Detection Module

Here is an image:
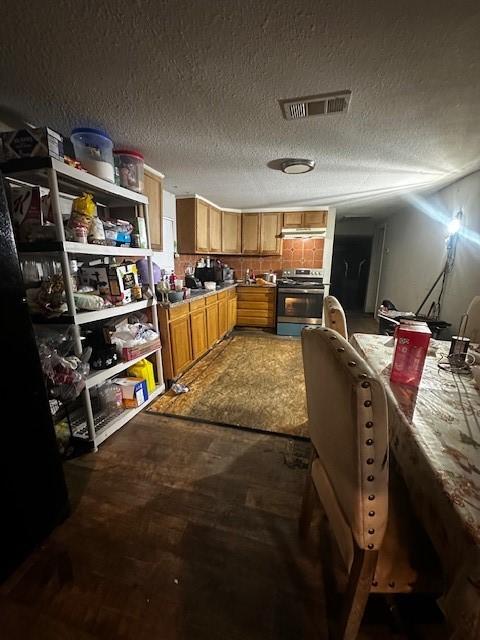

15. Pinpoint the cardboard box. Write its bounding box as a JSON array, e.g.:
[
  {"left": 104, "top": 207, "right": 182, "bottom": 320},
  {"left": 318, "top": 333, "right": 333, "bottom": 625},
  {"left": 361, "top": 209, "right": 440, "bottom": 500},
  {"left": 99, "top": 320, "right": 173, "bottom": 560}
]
[
  {"left": 390, "top": 321, "right": 431, "bottom": 387},
  {"left": 79, "top": 264, "right": 138, "bottom": 303},
  {"left": 115, "top": 377, "right": 148, "bottom": 408},
  {"left": 0, "top": 127, "right": 64, "bottom": 162}
]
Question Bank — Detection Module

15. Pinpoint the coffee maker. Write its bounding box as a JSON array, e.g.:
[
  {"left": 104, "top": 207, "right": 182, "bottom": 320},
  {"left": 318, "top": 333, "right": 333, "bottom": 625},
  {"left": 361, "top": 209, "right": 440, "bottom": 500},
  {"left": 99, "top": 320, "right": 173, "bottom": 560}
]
[{"left": 194, "top": 265, "right": 223, "bottom": 285}]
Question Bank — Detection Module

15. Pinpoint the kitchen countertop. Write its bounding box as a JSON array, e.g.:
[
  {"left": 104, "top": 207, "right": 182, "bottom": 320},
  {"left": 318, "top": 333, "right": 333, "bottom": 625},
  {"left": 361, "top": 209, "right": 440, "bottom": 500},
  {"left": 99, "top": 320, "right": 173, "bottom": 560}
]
[{"left": 158, "top": 283, "right": 238, "bottom": 308}]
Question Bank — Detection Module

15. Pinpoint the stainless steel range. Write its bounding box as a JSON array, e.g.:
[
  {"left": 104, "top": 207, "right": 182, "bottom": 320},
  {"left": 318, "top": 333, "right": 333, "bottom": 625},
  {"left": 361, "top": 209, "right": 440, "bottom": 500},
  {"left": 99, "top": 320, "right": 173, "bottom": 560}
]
[{"left": 276, "top": 268, "right": 325, "bottom": 336}]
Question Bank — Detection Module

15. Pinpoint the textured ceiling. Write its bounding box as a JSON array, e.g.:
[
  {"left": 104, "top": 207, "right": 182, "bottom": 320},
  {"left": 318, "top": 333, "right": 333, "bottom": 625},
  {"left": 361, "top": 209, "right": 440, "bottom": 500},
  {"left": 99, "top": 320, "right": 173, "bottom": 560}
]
[{"left": 1, "top": 0, "right": 480, "bottom": 211}]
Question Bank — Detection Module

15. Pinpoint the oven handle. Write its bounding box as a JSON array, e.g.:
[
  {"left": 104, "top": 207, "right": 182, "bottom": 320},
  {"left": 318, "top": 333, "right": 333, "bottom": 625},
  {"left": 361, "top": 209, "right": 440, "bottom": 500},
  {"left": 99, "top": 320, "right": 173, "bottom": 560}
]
[{"left": 278, "top": 288, "right": 324, "bottom": 294}]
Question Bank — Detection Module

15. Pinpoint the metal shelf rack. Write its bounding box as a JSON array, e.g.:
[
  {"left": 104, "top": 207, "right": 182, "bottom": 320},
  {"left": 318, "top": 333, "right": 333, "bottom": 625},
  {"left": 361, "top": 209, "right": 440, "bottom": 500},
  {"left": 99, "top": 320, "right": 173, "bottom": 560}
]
[{"left": 3, "top": 157, "right": 165, "bottom": 451}]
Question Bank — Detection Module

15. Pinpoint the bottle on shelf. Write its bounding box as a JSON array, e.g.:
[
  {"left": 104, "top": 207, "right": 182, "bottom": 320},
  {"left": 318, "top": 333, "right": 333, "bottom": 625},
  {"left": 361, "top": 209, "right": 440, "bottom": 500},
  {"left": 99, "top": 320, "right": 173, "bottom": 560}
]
[
  {"left": 244, "top": 268, "right": 250, "bottom": 284},
  {"left": 169, "top": 269, "right": 176, "bottom": 290}
]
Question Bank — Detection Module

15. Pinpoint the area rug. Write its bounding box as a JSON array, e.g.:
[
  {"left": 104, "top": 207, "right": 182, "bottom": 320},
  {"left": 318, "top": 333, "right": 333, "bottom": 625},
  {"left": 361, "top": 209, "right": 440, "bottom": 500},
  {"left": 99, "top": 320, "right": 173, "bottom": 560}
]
[{"left": 148, "top": 333, "right": 309, "bottom": 438}]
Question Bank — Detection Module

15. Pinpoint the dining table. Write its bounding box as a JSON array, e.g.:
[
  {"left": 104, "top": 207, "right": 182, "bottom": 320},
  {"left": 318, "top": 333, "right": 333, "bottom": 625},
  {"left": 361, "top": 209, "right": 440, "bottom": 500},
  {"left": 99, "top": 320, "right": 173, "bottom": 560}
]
[{"left": 350, "top": 333, "right": 480, "bottom": 640}]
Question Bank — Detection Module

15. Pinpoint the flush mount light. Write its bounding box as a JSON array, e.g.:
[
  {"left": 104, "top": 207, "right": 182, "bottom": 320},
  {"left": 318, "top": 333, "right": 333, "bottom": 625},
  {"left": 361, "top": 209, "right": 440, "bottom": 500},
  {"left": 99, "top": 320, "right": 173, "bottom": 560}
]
[{"left": 280, "top": 158, "right": 315, "bottom": 174}]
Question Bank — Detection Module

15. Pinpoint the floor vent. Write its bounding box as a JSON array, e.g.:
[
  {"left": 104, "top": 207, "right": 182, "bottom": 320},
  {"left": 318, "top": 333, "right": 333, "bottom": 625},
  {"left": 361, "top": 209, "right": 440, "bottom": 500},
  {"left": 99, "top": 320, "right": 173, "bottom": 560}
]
[{"left": 280, "top": 91, "right": 351, "bottom": 120}]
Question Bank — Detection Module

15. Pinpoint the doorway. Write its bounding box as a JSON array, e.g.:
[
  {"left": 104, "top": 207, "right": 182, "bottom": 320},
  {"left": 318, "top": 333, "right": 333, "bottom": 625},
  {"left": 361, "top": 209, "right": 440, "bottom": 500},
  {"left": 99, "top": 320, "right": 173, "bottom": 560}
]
[{"left": 330, "top": 236, "right": 372, "bottom": 312}]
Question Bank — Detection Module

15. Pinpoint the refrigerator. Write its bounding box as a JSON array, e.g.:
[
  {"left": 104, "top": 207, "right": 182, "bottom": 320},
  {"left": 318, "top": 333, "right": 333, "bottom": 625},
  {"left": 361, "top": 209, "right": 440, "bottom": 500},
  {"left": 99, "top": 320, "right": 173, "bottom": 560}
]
[{"left": 0, "top": 174, "right": 69, "bottom": 580}]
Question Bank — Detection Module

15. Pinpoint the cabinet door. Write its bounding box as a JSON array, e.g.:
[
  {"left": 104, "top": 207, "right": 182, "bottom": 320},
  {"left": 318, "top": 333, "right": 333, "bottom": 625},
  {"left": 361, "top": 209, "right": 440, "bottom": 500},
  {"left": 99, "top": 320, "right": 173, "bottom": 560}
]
[
  {"left": 260, "top": 213, "right": 282, "bottom": 255},
  {"left": 303, "top": 211, "right": 327, "bottom": 228},
  {"left": 209, "top": 206, "right": 222, "bottom": 253},
  {"left": 195, "top": 200, "right": 210, "bottom": 253},
  {"left": 228, "top": 296, "right": 237, "bottom": 331},
  {"left": 222, "top": 211, "right": 241, "bottom": 253},
  {"left": 144, "top": 171, "right": 163, "bottom": 250},
  {"left": 218, "top": 298, "right": 228, "bottom": 336},
  {"left": 169, "top": 316, "right": 193, "bottom": 376},
  {"left": 241, "top": 213, "right": 261, "bottom": 254},
  {"left": 190, "top": 309, "right": 208, "bottom": 360},
  {"left": 283, "top": 212, "right": 303, "bottom": 228},
  {"left": 206, "top": 302, "right": 219, "bottom": 347}
]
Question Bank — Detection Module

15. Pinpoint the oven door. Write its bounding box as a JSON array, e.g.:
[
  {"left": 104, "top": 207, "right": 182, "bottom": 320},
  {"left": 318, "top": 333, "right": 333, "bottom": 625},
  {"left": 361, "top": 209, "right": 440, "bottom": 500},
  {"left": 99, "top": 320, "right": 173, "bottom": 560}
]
[{"left": 277, "top": 288, "right": 324, "bottom": 324}]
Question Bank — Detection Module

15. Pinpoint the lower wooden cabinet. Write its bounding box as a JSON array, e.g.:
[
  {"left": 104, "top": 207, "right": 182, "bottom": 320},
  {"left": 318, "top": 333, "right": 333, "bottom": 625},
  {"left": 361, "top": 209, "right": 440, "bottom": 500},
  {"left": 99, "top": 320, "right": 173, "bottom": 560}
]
[
  {"left": 159, "top": 288, "right": 237, "bottom": 381},
  {"left": 236, "top": 286, "right": 276, "bottom": 328},
  {"left": 190, "top": 308, "right": 208, "bottom": 360},
  {"left": 206, "top": 302, "right": 219, "bottom": 348},
  {"left": 169, "top": 315, "right": 192, "bottom": 375}
]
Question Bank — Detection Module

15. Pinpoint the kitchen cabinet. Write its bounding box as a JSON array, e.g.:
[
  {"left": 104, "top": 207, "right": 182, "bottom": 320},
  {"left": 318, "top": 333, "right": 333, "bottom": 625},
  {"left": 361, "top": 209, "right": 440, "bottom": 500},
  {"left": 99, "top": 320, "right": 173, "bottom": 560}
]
[
  {"left": 236, "top": 286, "right": 276, "bottom": 328},
  {"left": 283, "top": 211, "right": 327, "bottom": 229},
  {"left": 206, "top": 300, "right": 219, "bottom": 348},
  {"left": 218, "top": 294, "right": 228, "bottom": 336},
  {"left": 241, "top": 213, "right": 261, "bottom": 254},
  {"left": 143, "top": 169, "right": 163, "bottom": 250},
  {"left": 222, "top": 211, "right": 241, "bottom": 253},
  {"left": 190, "top": 308, "right": 208, "bottom": 360},
  {"left": 158, "top": 287, "right": 237, "bottom": 381},
  {"left": 260, "top": 213, "right": 282, "bottom": 255},
  {"left": 195, "top": 199, "right": 209, "bottom": 253},
  {"left": 241, "top": 212, "right": 282, "bottom": 255},
  {"left": 228, "top": 292, "right": 237, "bottom": 331},
  {"left": 169, "top": 315, "right": 193, "bottom": 376},
  {"left": 209, "top": 206, "right": 222, "bottom": 253}
]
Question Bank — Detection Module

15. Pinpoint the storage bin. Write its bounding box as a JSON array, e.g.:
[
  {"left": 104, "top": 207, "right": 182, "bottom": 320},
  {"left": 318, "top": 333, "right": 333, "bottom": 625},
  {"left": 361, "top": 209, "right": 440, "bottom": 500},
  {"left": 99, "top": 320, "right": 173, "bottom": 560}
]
[
  {"left": 114, "top": 149, "right": 144, "bottom": 192},
  {"left": 71, "top": 127, "right": 114, "bottom": 183}
]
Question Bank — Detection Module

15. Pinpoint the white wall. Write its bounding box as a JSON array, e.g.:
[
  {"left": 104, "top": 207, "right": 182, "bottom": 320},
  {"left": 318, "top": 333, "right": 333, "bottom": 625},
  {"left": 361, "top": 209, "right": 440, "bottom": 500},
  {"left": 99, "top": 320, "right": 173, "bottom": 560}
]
[
  {"left": 378, "top": 170, "right": 480, "bottom": 331},
  {"left": 152, "top": 190, "right": 176, "bottom": 273},
  {"left": 335, "top": 218, "right": 376, "bottom": 236}
]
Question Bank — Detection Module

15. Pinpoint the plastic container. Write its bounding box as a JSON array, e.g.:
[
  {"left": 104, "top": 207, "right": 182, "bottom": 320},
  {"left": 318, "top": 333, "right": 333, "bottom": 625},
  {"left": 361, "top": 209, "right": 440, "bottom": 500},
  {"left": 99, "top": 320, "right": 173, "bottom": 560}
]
[
  {"left": 204, "top": 281, "right": 216, "bottom": 291},
  {"left": 71, "top": 127, "right": 114, "bottom": 183},
  {"left": 114, "top": 149, "right": 144, "bottom": 193},
  {"left": 127, "top": 358, "right": 155, "bottom": 393}
]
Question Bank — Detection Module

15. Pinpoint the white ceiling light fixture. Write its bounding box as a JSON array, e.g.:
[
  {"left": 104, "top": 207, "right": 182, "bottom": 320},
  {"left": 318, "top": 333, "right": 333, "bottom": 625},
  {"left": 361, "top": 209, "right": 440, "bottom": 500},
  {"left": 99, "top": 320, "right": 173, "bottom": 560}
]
[{"left": 280, "top": 158, "right": 315, "bottom": 174}]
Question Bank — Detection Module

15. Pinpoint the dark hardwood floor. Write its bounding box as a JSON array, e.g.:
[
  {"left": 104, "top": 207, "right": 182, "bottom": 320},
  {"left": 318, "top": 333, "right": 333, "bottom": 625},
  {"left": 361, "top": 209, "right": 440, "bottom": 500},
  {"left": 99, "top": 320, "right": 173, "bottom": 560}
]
[{"left": 0, "top": 414, "right": 446, "bottom": 639}]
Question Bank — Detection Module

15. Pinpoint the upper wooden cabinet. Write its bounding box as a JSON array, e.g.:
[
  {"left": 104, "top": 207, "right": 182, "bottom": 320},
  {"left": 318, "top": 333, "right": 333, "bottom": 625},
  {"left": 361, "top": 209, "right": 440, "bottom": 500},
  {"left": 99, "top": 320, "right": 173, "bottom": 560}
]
[
  {"left": 241, "top": 213, "right": 261, "bottom": 254},
  {"left": 222, "top": 211, "right": 241, "bottom": 253},
  {"left": 260, "top": 213, "right": 282, "bottom": 255},
  {"left": 209, "top": 206, "right": 222, "bottom": 253},
  {"left": 283, "top": 211, "right": 327, "bottom": 229},
  {"left": 177, "top": 197, "right": 222, "bottom": 254},
  {"left": 242, "top": 213, "right": 282, "bottom": 255},
  {"left": 143, "top": 170, "right": 163, "bottom": 250}
]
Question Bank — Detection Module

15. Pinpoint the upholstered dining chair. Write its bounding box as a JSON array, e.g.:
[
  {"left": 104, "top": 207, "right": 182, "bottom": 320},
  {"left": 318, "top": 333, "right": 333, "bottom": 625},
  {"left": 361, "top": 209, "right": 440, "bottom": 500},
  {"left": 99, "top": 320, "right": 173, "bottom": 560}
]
[
  {"left": 300, "top": 326, "right": 439, "bottom": 640},
  {"left": 323, "top": 295, "right": 348, "bottom": 339},
  {"left": 466, "top": 296, "right": 480, "bottom": 344}
]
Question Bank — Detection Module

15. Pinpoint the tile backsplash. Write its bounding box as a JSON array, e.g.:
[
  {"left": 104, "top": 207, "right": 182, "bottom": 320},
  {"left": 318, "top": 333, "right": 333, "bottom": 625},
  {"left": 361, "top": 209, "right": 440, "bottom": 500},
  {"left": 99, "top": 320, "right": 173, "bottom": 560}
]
[{"left": 175, "top": 238, "right": 324, "bottom": 279}]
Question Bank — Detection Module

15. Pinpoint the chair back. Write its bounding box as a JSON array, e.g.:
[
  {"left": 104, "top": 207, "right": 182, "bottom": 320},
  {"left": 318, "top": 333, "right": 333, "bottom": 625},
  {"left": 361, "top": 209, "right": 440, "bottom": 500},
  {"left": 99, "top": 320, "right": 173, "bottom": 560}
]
[
  {"left": 323, "top": 295, "right": 348, "bottom": 338},
  {"left": 466, "top": 296, "right": 480, "bottom": 344},
  {"left": 301, "top": 327, "right": 389, "bottom": 554}
]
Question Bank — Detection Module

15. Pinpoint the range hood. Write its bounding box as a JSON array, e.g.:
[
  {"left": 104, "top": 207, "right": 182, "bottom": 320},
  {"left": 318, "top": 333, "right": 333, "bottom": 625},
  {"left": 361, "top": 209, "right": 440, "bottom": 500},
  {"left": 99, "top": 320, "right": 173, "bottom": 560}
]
[{"left": 279, "top": 227, "right": 326, "bottom": 239}]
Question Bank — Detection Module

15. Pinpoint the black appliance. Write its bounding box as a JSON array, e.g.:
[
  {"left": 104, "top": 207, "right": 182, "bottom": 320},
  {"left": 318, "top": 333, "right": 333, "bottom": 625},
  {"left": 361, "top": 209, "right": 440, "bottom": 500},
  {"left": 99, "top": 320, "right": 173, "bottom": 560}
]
[
  {"left": 194, "top": 265, "right": 224, "bottom": 285},
  {"left": 0, "top": 174, "right": 69, "bottom": 580},
  {"left": 276, "top": 268, "right": 325, "bottom": 337},
  {"left": 185, "top": 274, "right": 202, "bottom": 289}
]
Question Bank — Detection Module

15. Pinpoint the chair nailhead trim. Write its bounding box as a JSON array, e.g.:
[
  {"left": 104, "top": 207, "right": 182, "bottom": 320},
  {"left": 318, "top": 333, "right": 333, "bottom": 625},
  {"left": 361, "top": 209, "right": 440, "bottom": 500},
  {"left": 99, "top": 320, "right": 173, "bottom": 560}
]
[
  {"left": 368, "top": 494, "right": 375, "bottom": 500},
  {"left": 368, "top": 528, "right": 375, "bottom": 534},
  {"left": 366, "top": 420, "right": 373, "bottom": 427},
  {"left": 359, "top": 373, "right": 367, "bottom": 379},
  {"left": 368, "top": 511, "right": 375, "bottom": 516},
  {"left": 361, "top": 381, "right": 370, "bottom": 388},
  {"left": 336, "top": 347, "right": 345, "bottom": 352},
  {"left": 367, "top": 475, "right": 374, "bottom": 481},
  {"left": 368, "top": 544, "right": 374, "bottom": 549},
  {"left": 329, "top": 336, "right": 336, "bottom": 340},
  {"left": 372, "top": 580, "right": 378, "bottom": 587},
  {"left": 366, "top": 439, "right": 373, "bottom": 445},
  {"left": 348, "top": 361, "right": 357, "bottom": 366},
  {"left": 364, "top": 400, "right": 372, "bottom": 407},
  {"left": 367, "top": 458, "right": 374, "bottom": 465}
]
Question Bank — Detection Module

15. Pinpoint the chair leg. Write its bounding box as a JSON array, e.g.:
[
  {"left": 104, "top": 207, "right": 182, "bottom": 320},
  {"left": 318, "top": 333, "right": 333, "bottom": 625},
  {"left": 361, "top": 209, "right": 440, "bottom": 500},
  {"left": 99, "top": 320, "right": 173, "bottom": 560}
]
[
  {"left": 299, "top": 448, "right": 318, "bottom": 538},
  {"left": 337, "top": 547, "right": 378, "bottom": 640}
]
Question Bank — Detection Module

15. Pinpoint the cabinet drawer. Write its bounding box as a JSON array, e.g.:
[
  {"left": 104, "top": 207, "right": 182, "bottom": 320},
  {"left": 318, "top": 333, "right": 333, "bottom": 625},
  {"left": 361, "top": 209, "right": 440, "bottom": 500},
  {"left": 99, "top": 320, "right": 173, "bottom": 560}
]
[
  {"left": 169, "top": 304, "right": 189, "bottom": 320},
  {"left": 227, "top": 288, "right": 237, "bottom": 299},
  {"left": 205, "top": 294, "right": 218, "bottom": 306},
  {"left": 217, "top": 291, "right": 228, "bottom": 301},
  {"left": 237, "top": 301, "right": 275, "bottom": 311},
  {"left": 237, "top": 308, "right": 273, "bottom": 319},
  {"left": 189, "top": 297, "right": 206, "bottom": 311},
  {"left": 237, "top": 293, "right": 275, "bottom": 304},
  {"left": 236, "top": 316, "right": 274, "bottom": 327}
]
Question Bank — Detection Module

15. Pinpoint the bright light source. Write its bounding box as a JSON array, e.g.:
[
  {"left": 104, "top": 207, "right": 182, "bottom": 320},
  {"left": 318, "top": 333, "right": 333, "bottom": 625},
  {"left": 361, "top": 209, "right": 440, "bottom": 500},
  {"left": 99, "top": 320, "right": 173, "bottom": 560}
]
[{"left": 447, "top": 215, "right": 461, "bottom": 235}]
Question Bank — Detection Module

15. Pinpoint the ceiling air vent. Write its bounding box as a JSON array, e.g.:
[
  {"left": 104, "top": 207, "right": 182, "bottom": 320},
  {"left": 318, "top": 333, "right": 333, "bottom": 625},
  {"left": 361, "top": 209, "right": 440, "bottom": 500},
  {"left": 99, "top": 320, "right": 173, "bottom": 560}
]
[{"left": 279, "top": 90, "right": 351, "bottom": 121}]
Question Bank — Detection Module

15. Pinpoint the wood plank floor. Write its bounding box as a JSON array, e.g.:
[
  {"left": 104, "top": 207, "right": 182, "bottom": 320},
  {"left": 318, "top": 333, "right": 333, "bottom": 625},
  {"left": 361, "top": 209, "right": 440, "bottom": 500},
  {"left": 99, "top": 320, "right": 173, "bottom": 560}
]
[{"left": 0, "top": 414, "right": 446, "bottom": 639}]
